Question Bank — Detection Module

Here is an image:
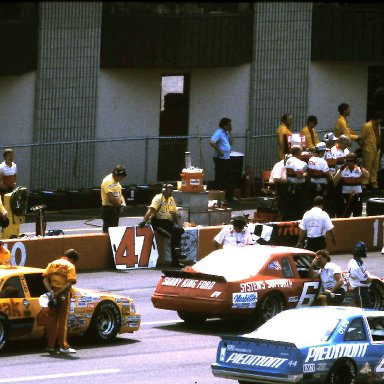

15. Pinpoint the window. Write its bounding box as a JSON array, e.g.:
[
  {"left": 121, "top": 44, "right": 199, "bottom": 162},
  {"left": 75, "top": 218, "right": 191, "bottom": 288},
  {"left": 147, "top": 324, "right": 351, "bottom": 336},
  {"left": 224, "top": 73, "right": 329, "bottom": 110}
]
[
  {"left": 344, "top": 318, "right": 367, "bottom": 342},
  {"left": 0, "top": 276, "right": 24, "bottom": 298},
  {"left": 281, "top": 257, "right": 294, "bottom": 278},
  {"left": 23, "top": 273, "right": 46, "bottom": 298},
  {"left": 294, "top": 254, "right": 314, "bottom": 278},
  {"left": 367, "top": 316, "right": 384, "bottom": 342}
]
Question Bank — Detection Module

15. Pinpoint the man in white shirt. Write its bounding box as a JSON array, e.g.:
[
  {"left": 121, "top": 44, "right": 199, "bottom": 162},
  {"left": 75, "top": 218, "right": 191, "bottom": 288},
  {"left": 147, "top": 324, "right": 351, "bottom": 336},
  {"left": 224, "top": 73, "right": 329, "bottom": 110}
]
[
  {"left": 309, "top": 249, "right": 345, "bottom": 305},
  {"left": 297, "top": 196, "right": 336, "bottom": 252},
  {"left": 213, "top": 216, "right": 253, "bottom": 249},
  {"left": 348, "top": 241, "right": 373, "bottom": 308},
  {"left": 0, "top": 148, "right": 17, "bottom": 193}
]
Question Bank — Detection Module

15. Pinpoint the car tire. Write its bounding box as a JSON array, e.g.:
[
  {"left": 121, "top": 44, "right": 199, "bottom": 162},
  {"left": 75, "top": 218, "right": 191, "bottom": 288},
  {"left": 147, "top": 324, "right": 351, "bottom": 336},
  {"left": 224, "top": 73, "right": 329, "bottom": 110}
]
[
  {"left": 88, "top": 301, "right": 121, "bottom": 343},
  {"left": 256, "top": 293, "right": 284, "bottom": 325},
  {"left": 0, "top": 315, "right": 9, "bottom": 352},
  {"left": 370, "top": 282, "right": 384, "bottom": 310},
  {"left": 177, "top": 311, "right": 207, "bottom": 325},
  {"left": 326, "top": 358, "right": 356, "bottom": 384},
  {"left": 366, "top": 198, "right": 384, "bottom": 216}
]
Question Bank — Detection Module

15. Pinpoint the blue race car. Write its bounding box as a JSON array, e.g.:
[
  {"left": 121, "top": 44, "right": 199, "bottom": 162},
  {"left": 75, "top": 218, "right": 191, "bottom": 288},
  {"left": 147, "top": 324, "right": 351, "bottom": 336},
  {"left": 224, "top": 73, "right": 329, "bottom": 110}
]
[{"left": 212, "top": 306, "right": 384, "bottom": 384}]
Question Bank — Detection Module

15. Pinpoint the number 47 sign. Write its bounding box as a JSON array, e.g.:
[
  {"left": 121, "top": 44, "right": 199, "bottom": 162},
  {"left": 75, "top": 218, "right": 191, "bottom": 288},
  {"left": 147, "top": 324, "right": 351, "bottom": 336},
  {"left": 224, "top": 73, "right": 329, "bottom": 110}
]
[{"left": 108, "top": 226, "right": 159, "bottom": 269}]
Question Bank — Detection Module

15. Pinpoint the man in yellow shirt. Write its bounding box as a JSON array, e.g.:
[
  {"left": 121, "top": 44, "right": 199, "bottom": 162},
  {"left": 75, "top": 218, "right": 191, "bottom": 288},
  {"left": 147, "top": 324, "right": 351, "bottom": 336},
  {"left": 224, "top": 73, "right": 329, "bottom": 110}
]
[
  {"left": 277, "top": 113, "right": 293, "bottom": 160},
  {"left": 139, "top": 184, "right": 185, "bottom": 268},
  {"left": 100, "top": 165, "right": 127, "bottom": 233},
  {"left": 301, "top": 115, "right": 319, "bottom": 152},
  {"left": 0, "top": 241, "right": 11, "bottom": 265},
  {"left": 360, "top": 111, "right": 384, "bottom": 190},
  {"left": 334, "top": 103, "right": 360, "bottom": 142},
  {"left": 42, "top": 249, "right": 79, "bottom": 354}
]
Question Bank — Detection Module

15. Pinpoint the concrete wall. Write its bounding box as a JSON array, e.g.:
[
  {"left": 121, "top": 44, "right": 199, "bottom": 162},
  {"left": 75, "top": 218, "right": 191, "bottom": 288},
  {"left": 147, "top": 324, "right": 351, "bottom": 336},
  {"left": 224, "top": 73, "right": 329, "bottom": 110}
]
[
  {"left": 94, "top": 65, "right": 251, "bottom": 185},
  {"left": 308, "top": 62, "right": 368, "bottom": 143},
  {"left": 0, "top": 72, "right": 35, "bottom": 189}
]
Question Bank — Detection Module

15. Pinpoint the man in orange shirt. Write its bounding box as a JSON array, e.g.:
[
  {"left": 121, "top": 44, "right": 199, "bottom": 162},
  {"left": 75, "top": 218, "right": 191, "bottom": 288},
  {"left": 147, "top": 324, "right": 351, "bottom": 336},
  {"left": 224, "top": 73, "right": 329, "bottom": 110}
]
[
  {"left": 43, "top": 249, "right": 79, "bottom": 354},
  {"left": 360, "top": 111, "right": 384, "bottom": 190},
  {"left": 301, "top": 115, "right": 319, "bottom": 152},
  {"left": 0, "top": 241, "right": 11, "bottom": 265},
  {"left": 277, "top": 113, "right": 293, "bottom": 160},
  {"left": 334, "top": 103, "right": 360, "bottom": 142}
]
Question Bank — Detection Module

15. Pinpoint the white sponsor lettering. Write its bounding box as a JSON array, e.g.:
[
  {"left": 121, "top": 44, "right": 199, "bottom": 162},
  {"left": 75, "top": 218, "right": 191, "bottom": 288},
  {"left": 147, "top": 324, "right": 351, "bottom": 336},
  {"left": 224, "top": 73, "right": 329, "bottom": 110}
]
[
  {"left": 161, "top": 277, "right": 215, "bottom": 290},
  {"left": 196, "top": 280, "right": 215, "bottom": 290},
  {"left": 266, "top": 279, "right": 292, "bottom": 289},
  {"left": 162, "top": 277, "right": 183, "bottom": 287},
  {"left": 232, "top": 293, "right": 258, "bottom": 308},
  {"left": 305, "top": 343, "right": 368, "bottom": 363},
  {"left": 226, "top": 352, "right": 288, "bottom": 368},
  {"left": 211, "top": 291, "right": 222, "bottom": 298},
  {"left": 240, "top": 281, "right": 266, "bottom": 293},
  {"left": 303, "top": 364, "right": 315, "bottom": 373},
  {"left": 337, "top": 319, "right": 349, "bottom": 335}
]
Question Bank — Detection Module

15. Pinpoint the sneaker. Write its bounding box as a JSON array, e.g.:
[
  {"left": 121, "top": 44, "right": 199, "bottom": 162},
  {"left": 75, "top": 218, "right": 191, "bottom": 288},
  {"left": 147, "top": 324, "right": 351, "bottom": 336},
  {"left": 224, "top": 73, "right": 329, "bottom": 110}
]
[{"left": 59, "top": 347, "right": 76, "bottom": 354}]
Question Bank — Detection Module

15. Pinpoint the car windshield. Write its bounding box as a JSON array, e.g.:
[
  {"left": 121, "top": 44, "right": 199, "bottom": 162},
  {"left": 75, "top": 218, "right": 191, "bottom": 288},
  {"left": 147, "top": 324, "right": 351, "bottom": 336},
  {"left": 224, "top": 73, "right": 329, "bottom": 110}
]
[
  {"left": 244, "top": 309, "right": 340, "bottom": 346},
  {"left": 192, "top": 247, "right": 270, "bottom": 281}
]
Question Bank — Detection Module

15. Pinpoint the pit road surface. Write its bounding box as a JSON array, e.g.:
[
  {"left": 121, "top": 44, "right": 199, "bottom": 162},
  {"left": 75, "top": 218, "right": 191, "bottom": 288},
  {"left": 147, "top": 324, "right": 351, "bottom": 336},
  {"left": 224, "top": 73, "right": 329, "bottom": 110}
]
[{"left": 0, "top": 251, "right": 383, "bottom": 384}]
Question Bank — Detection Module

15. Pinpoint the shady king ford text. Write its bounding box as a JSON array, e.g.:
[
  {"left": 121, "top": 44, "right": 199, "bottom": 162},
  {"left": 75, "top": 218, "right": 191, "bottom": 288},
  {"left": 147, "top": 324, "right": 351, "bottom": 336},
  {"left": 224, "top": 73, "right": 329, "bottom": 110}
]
[{"left": 161, "top": 277, "right": 216, "bottom": 290}]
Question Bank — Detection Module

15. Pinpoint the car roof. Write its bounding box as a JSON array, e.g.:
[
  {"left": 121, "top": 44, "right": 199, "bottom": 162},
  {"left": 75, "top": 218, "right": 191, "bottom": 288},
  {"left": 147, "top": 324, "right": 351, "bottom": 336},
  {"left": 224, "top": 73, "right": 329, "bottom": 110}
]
[
  {"left": 209, "top": 244, "right": 314, "bottom": 258},
  {"left": 280, "top": 306, "right": 384, "bottom": 318},
  {"left": 0, "top": 265, "right": 44, "bottom": 278}
]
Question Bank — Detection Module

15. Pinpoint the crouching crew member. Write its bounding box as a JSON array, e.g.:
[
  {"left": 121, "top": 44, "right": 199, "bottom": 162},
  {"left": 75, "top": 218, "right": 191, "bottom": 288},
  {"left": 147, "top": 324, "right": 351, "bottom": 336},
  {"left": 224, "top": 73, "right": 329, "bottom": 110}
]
[
  {"left": 139, "top": 184, "right": 185, "bottom": 268},
  {"left": 309, "top": 249, "right": 345, "bottom": 306},
  {"left": 348, "top": 241, "right": 373, "bottom": 308},
  {"left": 284, "top": 146, "right": 308, "bottom": 220},
  {"left": 307, "top": 142, "right": 334, "bottom": 215},
  {"left": 333, "top": 152, "right": 369, "bottom": 217}
]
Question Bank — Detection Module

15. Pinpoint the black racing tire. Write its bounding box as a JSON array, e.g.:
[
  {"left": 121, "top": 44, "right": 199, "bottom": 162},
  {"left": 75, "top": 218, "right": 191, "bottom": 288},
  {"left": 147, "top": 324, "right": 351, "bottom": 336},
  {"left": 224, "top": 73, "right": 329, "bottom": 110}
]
[
  {"left": 177, "top": 311, "right": 207, "bottom": 325},
  {"left": 326, "top": 358, "right": 356, "bottom": 384},
  {"left": 0, "top": 315, "right": 9, "bottom": 352},
  {"left": 256, "top": 293, "right": 284, "bottom": 325},
  {"left": 370, "top": 282, "right": 384, "bottom": 310},
  {"left": 88, "top": 301, "right": 121, "bottom": 343},
  {"left": 366, "top": 198, "right": 384, "bottom": 216}
]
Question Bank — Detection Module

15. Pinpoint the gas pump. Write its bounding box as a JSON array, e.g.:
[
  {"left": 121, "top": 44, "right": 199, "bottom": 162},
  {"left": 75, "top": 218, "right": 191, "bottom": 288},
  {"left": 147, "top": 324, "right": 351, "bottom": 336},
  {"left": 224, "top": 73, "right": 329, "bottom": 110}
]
[{"left": 2, "top": 186, "right": 28, "bottom": 239}]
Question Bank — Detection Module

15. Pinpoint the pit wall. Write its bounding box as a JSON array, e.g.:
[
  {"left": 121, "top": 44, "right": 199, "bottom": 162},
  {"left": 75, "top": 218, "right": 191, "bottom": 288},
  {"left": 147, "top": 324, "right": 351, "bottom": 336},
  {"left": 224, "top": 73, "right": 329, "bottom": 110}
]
[{"left": 5, "top": 216, "right": 384, "bottom": 271}]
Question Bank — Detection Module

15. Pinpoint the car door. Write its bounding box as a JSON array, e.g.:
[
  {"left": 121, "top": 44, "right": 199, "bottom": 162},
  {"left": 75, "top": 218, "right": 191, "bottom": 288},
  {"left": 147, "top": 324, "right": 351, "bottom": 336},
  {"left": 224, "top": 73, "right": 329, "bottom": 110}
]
[
  {"left": 21, "top": 272, "right": 50, "bottom": 338},
  {"left": 366, "top": 316, "right": 384, "bottom": 380},
  {"left": 0, "top": 275, "right": 35, "bottom": 339}
]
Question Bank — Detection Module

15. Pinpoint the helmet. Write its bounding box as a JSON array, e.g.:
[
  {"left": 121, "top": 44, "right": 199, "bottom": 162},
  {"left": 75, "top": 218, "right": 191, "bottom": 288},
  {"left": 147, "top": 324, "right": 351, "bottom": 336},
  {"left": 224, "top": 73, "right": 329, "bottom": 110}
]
[
  {"left": 323, "top": 132, "right": 338, "bottom": 142},
  {"left": 353, "top": 241, "right": 367, "bottom": 258}
]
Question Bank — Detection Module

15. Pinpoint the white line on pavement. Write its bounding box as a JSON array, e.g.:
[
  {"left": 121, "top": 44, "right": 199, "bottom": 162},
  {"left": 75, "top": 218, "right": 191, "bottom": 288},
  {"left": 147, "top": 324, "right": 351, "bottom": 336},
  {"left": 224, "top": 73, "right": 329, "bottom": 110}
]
[
  {"left": 141, "top": 319, "right": 183, "bottom": 326},
  {"left": 0, "top": 369, "right": 121, "bottom": 383}
]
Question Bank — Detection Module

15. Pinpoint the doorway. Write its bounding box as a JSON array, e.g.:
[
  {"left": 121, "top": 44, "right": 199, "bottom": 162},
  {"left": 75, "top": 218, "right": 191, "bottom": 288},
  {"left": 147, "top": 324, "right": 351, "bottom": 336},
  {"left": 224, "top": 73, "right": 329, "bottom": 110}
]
[{"left": 157, "top": 74, "right": 190, "bottom": 182}]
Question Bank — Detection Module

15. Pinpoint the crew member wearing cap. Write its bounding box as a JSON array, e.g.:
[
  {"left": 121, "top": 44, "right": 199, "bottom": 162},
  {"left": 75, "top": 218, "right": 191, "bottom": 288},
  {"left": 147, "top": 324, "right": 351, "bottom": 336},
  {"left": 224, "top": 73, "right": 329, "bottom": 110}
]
[
  {"left": 323, "top": 133, "right": 338, "bottom": 176},
  {"left": 307, "top": 142, "right": 334, "bottom": 214},
  {"left": 284, "top": 146, "right": 308, "bottom": 220},
  {"left": 333, "top": 152, "right": 369, "bottom": 217},
  {"left": 100, "top": 165, "right": 127, "bottom": 233},
  {"left": 300, "top": 115, "right": 319, "bottom": 152},
  {"left": 360, "top": 110, "right": 383, "bottom": 191},
  {"left": 334, "top": 103, "right": 360, "bottom": 142},
  {"left": 276, "top": 113, "right": 293, "bottom": 160},
  {"left": 139, "top": 184, "right": 185, "bottom": 268},
  {"left": 0, "top": 241, "right": 11, "bottom": 266},
  {"left": 213, "top": 216, "right": 253, "bottom": 249},
  {"left": 348, "top": 241, "right": 373, "bottom": 308}
]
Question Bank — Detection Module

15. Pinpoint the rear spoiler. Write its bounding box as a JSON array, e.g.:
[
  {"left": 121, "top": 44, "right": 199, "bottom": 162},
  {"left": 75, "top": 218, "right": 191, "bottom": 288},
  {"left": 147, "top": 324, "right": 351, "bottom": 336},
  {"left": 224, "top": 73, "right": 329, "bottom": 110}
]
[
  {"left": 220, "top": 335, "right": 297, "bottom": 348},
  {"left": 161, "top": 269, "right": 227, "bottom": 282}
]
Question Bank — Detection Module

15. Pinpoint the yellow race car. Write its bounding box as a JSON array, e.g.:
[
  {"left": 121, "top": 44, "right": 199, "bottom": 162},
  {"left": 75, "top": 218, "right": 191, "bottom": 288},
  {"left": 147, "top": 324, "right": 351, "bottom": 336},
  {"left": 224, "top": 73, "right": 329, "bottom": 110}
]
[{"left": 0, "top": 265, "right": 140, "bottom": 351}]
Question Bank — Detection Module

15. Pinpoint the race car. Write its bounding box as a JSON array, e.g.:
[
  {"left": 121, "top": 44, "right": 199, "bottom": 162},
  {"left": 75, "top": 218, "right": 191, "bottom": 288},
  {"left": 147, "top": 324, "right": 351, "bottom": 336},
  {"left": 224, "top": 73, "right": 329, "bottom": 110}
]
[
  {"left": 151, "top": 245, "right": 384, "bottom": 325},
  {"left": 0, "top": 265, "right": 140, "bottom": 351},
  {"left": 212, "top": 306, "right": 384, "bottom": 384}
]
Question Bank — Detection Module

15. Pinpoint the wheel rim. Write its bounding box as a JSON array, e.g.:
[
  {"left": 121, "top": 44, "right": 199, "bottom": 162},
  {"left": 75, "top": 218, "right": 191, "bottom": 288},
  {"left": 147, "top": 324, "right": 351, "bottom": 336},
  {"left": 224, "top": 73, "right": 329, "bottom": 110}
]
[
  {"left": 96, "top": 309, "right": 115, "bottom": 336},
  {"left": 262, "top": 297, "right": 281, "bottom": 321},
  {"left": 370, "top": 289, "right": 382, "bottom": 310},
  {"left": 0, "top": 321, "right": 4, "bottom": 342},
  {"left": 332, "top": 361, "right": 355, "bottom": 384}
]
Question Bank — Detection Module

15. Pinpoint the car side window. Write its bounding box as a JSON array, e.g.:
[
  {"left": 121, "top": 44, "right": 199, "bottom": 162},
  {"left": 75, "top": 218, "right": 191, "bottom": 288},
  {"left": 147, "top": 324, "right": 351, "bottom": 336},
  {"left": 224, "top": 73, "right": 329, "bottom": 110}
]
[
  {"left": 0, "top": 276, "right": 25, "bottom": 298},
  {"left": 293, "top": 254, "right": 314, "bottom": 279},
  {"left": 367, "top": 317, "right": 384, "bottom": 342},
  {"left": 344, "top": 318, "right": 367, "bottom": 342},
  {"left": 281, "top": 257, "right": 294, "bottom": 278},
  {"left": 23, "top": 273, "right": 46, "bottom": 297}
]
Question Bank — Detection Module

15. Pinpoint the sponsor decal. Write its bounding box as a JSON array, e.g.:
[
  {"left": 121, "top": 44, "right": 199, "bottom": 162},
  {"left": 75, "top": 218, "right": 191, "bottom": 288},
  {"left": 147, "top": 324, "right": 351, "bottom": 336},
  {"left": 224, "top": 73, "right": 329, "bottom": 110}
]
[
  {"left": 23, "top": 299, "right": 29, "bottom": 308},
  {"left": 337, "top": 319, "right": 349, "bottom": 335},
  {"left": 77, "top": 301, "right": 87, "bottom": 308},
  {"left": 226, "top": 353, "right": 288, "bottom": 368},
  {"left": 0, "top": 299, "right": 21, "bottom": 317},
  {"left": 220, "top": 347, "right": 226, "bottom": 362},
  {"left": 265, "top": 279, "right": 292, "bottom": 289},
  {"left": 303, "top": 364, "right": 315, "bottom": 373},
  {"left": 360, "top": 362, "right": 372, "bottom": 374},
  {"left": 305, "top": 343, "right": 368, "bottom": 363},
  {"left": 268, "top": 261, "right": 282, "bottom": 270},
  {"left": 240, "top": 281, "right": 266, "bottom": 293},
  {"left": 288, "top": 296, "right": 298, "bottom": 303},
  {"left": 232, "top": 292, "right": 258, "bottom": 308},
  {"left": 161, "top": 277, "right": 215, "bottom": 290},
  {"left": 316, "top": 362, "right": 328, "bottom": 371},
  {"left": 211, "top": 291, "right": 221, "bottom": 298}
]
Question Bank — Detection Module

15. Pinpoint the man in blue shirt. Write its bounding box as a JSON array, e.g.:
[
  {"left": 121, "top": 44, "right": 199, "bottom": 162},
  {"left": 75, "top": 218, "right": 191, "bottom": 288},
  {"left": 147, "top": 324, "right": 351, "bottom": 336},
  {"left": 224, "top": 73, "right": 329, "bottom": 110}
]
[{"left": 210, "top": 117, "right": 234, "bottom": 201}]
